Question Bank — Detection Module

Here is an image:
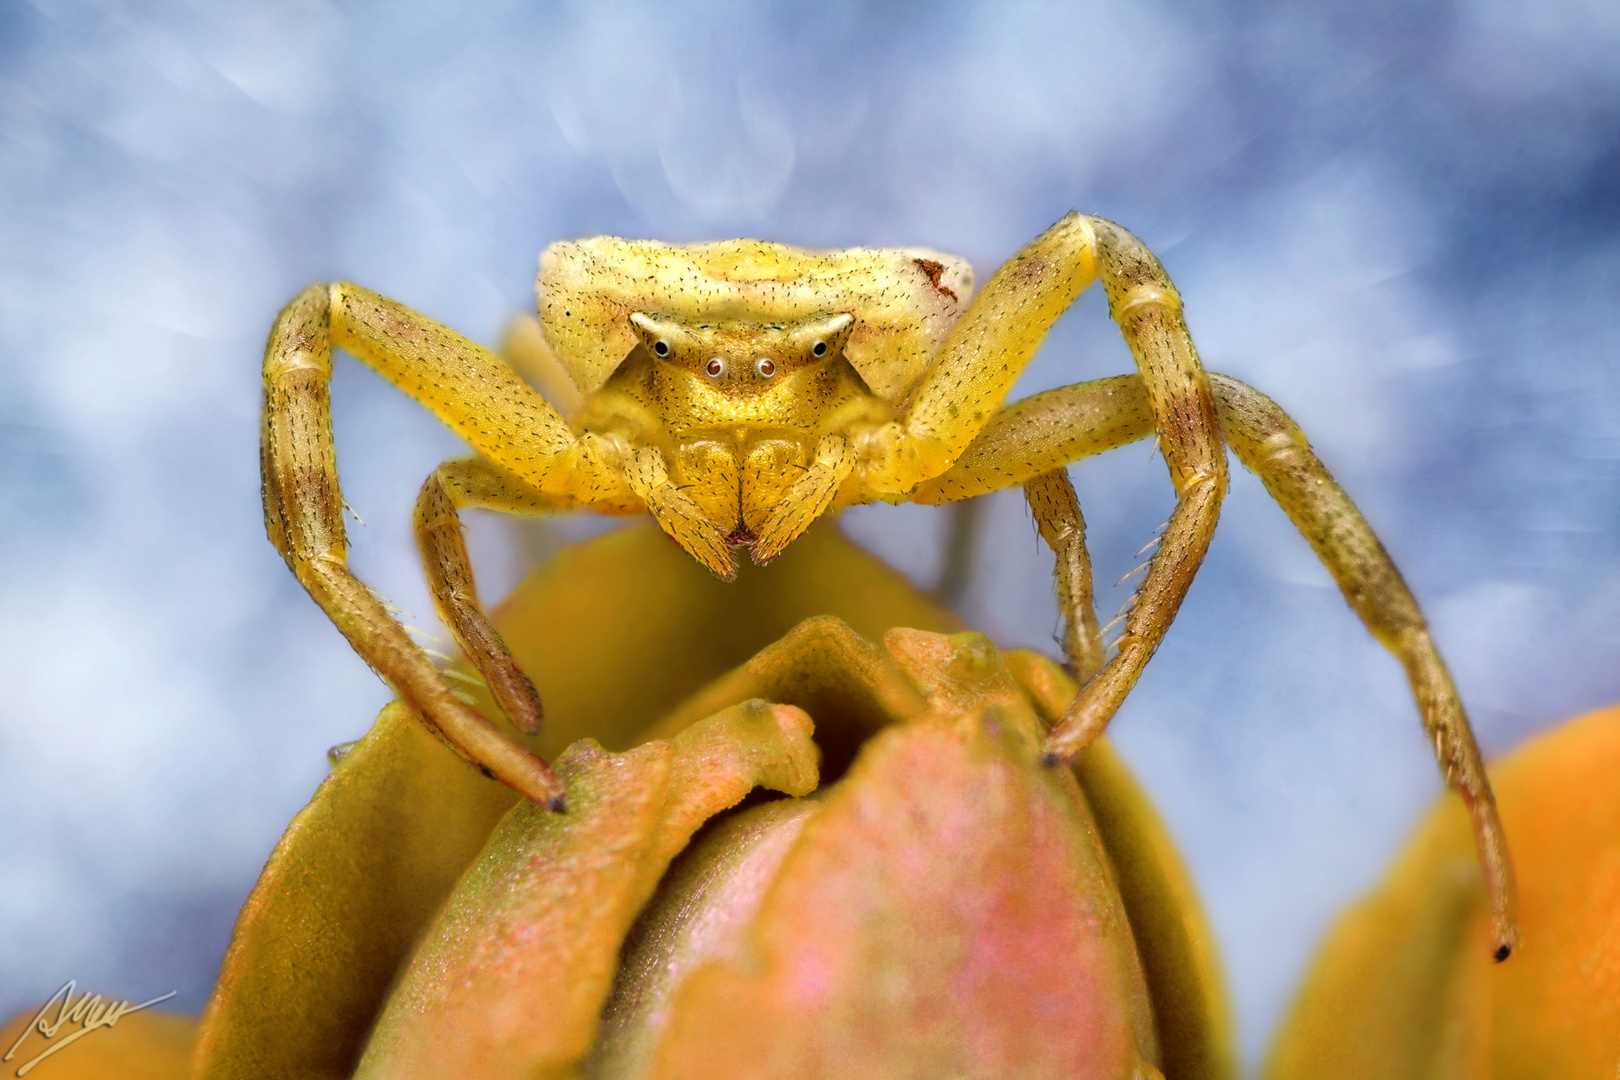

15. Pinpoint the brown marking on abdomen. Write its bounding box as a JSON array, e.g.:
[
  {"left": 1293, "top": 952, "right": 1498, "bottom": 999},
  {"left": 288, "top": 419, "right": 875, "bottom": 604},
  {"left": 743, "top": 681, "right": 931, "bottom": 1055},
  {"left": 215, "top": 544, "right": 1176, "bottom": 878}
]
[{"left": 913, "top": 258, "right": 959, "bottom": 303}]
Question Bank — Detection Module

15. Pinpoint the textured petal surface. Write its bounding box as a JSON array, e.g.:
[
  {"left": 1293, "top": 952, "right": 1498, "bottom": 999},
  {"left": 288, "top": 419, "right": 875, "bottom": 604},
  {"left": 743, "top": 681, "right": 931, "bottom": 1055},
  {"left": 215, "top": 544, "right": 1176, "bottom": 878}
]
[
  {"left": 588, "top": 798, "right": 826, "bottom": 1080},
  {"left": 354, "top": 700, "right": 818, "bottom": 1080},
  {"left": 641, "top": 615, "right": 928, "bottom": 782}
]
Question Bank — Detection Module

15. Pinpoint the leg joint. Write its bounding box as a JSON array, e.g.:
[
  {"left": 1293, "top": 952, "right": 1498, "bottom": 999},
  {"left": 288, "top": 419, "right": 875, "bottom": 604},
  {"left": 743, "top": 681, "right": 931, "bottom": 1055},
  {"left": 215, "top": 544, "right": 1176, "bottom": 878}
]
[
  {"left": 264, "top": 284, "right": 333, "bottom": 383},
  {"left": 1253, "top": 427, "right": 1310, "bottom": 471},
  {"left": 1174, "top": 464, "right": 1229, "bottom": 502},
  {"left": 1109, "top": 282, "right": 1183, "bottom": 324},
  {"left": 414, "top": 469, "right": 461, "bottom": 527}
]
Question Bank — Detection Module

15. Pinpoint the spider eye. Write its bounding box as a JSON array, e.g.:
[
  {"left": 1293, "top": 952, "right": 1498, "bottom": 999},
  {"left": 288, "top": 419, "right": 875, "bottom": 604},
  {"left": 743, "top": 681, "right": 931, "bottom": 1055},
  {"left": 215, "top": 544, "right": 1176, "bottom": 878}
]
[
  {"left": 653, "top": 340, "right": 670, "bottom": 357},
  {"left": 705, "top": 358, "right": 724, "bottom": 377},
  {"left": 812, "top": 340, "right": 828, "bottom": 357},
  {"left": 756, "top": 358, "right": 776, "bottom": 378}
]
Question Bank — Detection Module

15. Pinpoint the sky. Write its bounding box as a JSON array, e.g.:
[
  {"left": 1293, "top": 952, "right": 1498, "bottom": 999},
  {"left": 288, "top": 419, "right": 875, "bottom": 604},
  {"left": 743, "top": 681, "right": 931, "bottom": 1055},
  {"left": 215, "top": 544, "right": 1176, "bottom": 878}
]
[{"left": 1, "top": 0, "right": 1618, "bottom": 1068}]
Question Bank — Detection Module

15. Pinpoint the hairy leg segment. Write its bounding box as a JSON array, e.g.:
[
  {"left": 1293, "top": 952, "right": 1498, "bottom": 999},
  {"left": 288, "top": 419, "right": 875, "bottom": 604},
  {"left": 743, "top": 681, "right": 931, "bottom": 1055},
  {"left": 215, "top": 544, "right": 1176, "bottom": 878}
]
[{"left": 262, "top": 284, "right": 578, "bottom": 810}]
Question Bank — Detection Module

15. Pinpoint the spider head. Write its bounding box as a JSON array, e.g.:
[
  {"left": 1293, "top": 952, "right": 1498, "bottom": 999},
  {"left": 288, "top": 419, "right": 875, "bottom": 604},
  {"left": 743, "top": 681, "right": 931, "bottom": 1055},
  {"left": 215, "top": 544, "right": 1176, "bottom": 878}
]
[{"left": 628, "top": 311, "right": 856, "bottom": 395}]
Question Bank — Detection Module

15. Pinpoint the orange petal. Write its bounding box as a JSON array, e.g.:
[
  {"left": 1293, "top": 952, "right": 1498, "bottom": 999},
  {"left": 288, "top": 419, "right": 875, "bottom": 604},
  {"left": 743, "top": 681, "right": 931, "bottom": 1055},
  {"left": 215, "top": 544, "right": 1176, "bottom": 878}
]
[
  {"left": 0, "top": 1007, "right": 195, "bottom": 1080},
  {"left": 1265, "top": 703, "right": 1620, "bottom": 1078},
  {"left": 1484, "top": 703, "right": 1620, "bottom": 1074}
]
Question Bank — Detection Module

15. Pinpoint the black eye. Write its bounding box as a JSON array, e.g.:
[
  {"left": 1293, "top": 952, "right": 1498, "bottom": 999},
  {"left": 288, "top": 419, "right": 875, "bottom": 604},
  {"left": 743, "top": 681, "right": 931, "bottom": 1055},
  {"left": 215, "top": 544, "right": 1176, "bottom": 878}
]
[
  {"left": 812, "top": 340, "right": 827, "bottom": 357},
  {"left": 757, "top": 358, "right": 776, "bottom": 377},
  {"left": 654, "top": 340, "right": 670, "bottom": 357},
  {"left": 706, "top": 358, "right": 724, "bottom": 377}
]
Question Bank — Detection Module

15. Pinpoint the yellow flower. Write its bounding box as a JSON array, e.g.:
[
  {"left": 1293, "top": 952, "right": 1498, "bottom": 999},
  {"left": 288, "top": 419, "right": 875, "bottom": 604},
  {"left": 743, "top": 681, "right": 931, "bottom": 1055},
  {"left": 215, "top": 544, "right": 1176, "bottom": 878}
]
[
  {"left": 1266, "top": 703, "right": 1620, "bottom": 1079},
  {"left": 6, "top": 523, "right": 1230, "bottom": 1079}
]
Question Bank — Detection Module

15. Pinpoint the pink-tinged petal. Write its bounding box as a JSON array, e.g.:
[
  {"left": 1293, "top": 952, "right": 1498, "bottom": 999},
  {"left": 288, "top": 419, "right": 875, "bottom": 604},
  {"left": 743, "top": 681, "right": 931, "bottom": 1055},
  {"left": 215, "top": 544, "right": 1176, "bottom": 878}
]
[
  {"left": 590, "top": 798, "right": 826, "bottom": 1078},
  {"left": 1008, "top": 649, "right": 1234, "bottom": 1080},
  {"left": 354, "top": 699, "right": 818, "bottom": 1080},
  {"left": 639, "top": 632, "right": 1160, "bottom": 1080}
]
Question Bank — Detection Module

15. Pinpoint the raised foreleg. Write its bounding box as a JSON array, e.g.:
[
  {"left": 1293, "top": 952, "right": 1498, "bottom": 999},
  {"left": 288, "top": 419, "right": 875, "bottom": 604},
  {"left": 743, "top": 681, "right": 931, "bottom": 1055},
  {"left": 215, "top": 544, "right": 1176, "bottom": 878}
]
[
  {"left": 262, "top": 284, "right": 604, "bottom": 809},
  {"left": 876, "top": 215, "right": 1228, "bottom": 765},
  {"left": 1041, "top": 221, "right": 1229, "bottom": 763}
]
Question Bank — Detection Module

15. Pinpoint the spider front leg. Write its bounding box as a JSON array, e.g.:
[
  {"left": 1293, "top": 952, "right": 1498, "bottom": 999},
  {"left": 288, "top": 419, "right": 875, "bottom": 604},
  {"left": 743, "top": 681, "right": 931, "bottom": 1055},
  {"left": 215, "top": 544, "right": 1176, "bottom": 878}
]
[
  {"left": 1044, "top": 220, "right": 1229, "bottom": 759},
  {"left": 868, "top": 214, "right": 1227, "bottom": 762},
  {"left": 262, "top": 283, "right": 604, "bottom": 810}
]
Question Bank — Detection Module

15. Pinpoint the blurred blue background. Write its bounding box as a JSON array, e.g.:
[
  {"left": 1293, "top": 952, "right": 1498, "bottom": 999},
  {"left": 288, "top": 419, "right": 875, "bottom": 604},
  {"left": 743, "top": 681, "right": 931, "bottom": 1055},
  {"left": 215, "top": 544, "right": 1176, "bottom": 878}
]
[{"left": 2, "top": 0, "right": 1617, "bottom": 1067}]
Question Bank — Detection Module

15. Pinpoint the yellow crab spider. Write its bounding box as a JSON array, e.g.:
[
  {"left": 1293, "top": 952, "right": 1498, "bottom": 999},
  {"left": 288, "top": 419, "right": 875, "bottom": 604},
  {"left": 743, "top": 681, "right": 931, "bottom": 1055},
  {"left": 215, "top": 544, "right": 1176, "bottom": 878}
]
[{"left": 260, "top": 213, "right": 1518, "bottom": 960}]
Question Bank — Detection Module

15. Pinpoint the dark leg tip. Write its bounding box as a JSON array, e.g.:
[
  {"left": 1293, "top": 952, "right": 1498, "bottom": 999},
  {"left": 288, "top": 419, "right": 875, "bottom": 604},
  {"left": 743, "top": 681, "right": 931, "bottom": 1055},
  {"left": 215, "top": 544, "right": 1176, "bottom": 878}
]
[
  {"left": 1040, "top": 750, "right": 1062, "bottom": 769},
  {"left": 546, "top": 794, "right": 569, "bottom": 814},
  {"left": 1493, "top": 943, "right": 1512, "bottom": 963}
]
